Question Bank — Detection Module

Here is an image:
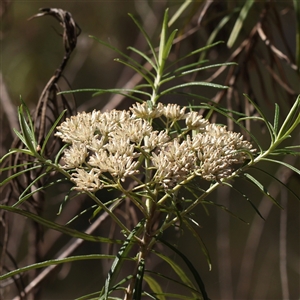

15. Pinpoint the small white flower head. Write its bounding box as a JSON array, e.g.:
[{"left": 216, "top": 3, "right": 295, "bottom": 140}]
[
  {"left": 195, "top": 125, "right": 255, "bottom": 181},
  {"left": 103, "top": 136, "right": 137, "bottom": 157},
  {"left": 87, "top": 135, "right": 105, "bottom": 152},
  {"left": 143, "top": 130, "right": 170, "bottom": 151},
  {"left": 130, "top": 102, "right": 164, "bottom": 119},
  {"left": 62, "top": 142, "right": 88, "bottom": 169},
  {"left": 71, "top": 168, "right": 103, "bottom": 191},
  {"left": 185, "top": 111, "right": 209, "bottom": 131},
  {"left": 163, "top": 103, "right": 186, "bottom": 120},
  {"left": 115, "top": 119, "right": 153, "bottom": 144},
  {"left": 151, "top": 139, "right": 197, "bottom": 188},
  {"left": 89, "top": 149, "right": 140, "bottom": 182},
  {"left": 55, "top": 111, "right": 96, "bottom": 144},
  {"left": 95, "top": 109, "right": 131, "bottom": 136}
]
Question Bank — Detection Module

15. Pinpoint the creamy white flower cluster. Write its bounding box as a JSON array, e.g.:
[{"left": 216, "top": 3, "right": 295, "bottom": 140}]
[{"left": 55, "top": 102, "right": 255, "bottom": 191}]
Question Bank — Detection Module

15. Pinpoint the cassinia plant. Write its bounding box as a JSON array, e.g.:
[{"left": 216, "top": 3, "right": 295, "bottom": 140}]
[{"left": 1, "top": 9, "right": 299, "bottom": 300}]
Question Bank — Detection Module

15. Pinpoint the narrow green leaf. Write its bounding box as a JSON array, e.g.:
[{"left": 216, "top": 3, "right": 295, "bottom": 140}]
[
  {"left": 41, "top": 109, "right": 67, "bottom": 155},
  {"left": 161, "top": 62, "right": 236, "bottom": 86},
  {"left": 127, "top": 46, "right": 157, "bottom": 73},
  {"left": 165, "top": 60, "right": 209, "bottom": 76},
  {"left": 153, "top": 250, "right": 199, "bottom": 297},
  {"left": 101, "top": 220, "right": 144, "bottom": 299},
  {"left": 251, "top": 166, "right": 300, "bottom": 202},
  {"left": 59, "top": 88, "right": 151, "bottom": 98},
  {"left": 13, "top": 171, "right": 49, "bottom": 207},
  {"left": 158, "top": 239, "right": 209, "bottom": 300},
  {"left": 114, "top": 58, "right": 155, "bottom": 88},
  {"left": 227, "top": 0, "right": 254, "bottom": 48},
  {"left": 144, "top": 292, "right": 194, "bottom": 300},
  {"left": 128, "top": 14, "right": 158, "bottom": 66},
  {"left": 143, "top": 274, "right": 166, "bottom": 300},
  {"left": 0, "top": 161, "right": 34, "bottom": 173},
  {"left": 0, "top": 164, "right": 41, "bottom": 187},
  {"left": 243, "top": 94, "right": 277, "bottom": 144},
  {"left": 277, "top": 94, "right": 300, "bottom": 140},
  {"left": 260, "top": 158, "right": 300, "bottom": 176},
  {"left": 0, "top": 205, "right": 122, "bottom": 244},
  {"left": 158, "top": 9, "right": 169, "bottom": 69},
  {"left": 145, "top": 270, "right": 199, "bottom": 295},
  {"left": 199, "top": 10, "right": 239, "bottom": 61},
  {"left": 168, "top": 0, "right": 192, "bottom": 27},
  {"left": 223, "top": 182, "right": 265, "bottom": 220},
  {"left": 243, "top": 173, "right": 282, "bottom": 208},
  {"left": 162, "top": 29, "right": 178, "bottom": 64},
  {"left": 133, "top": 258, "right": 145, "bottom": 300},
  {"left": 273, "top": 103, "right": 280, "bottom": 134},
  {"left": 0, "top": 254, "right": 117, "bottom": 281},
  {"left": 76, "top": 291, "right": 103, "bottom": 300},
  {"left": 160, "top": 82, "right": 228, "bottom": 96},
  {"left": 170, "top": 41, "right": 224, "bottom": 67},
  {"left": 13, "top": 128, "right": 28, "bottom": 148},
  {"left": 18, "top": 105, "right": 37, "bottom": 153},
  {"left": 203, "top": 200, "right": 249, "bottom": 224},
  {"left": 20, "top": 97, "right": 35, "bottom": 135},
  {"left": 181, "top": 62, "right": 237, "bottom": 75},
  {"left": 182, "top": 220, "right": 212, "bottom": 271},
  {"left": 89, "top": 35, "right": 152, "bottom": 74},
  {"left": 141, "top": 291, "right": 158, "bottom": 300}
]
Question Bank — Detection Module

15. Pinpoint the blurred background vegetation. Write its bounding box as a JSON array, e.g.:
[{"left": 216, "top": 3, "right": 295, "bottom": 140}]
[{"left": 1, "top": 1, "right": 299, "bottom": 299}]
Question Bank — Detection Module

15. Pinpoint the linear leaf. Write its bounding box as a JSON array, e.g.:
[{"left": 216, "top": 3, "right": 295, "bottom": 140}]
[
  {"left": 143, "top": 274, "right": 166, "bottom": 300},
  {"left": 251, "top": 166, "right": 300, "bottom": 202},
  {"left": 13, "top": 171, "right": 49, "bottom": 207},
  {"left": 41, "top": 109, "right": 66, "bottom": 155},
  {"left": 243, "top": 94, "right": 277, "bottom": 144},
  {"left": 0, "top": 254, "right": 117, "bottom": 281},
  {"left": 223, "top": 182, "right": 265, "bottom": 220},
  {"left": 153, "top": 250, "right": 200, "bottom": 298},
  {"left": 182, "top": 220, "right": 212, "bottom": 271},
  {"left": 273, "top": 103, "right": 280, "bottom": 134},
  {"left": 89, "top": 35, "right": 148, "bottom": 73},
  {"left": 243, "top": 173, "right": 282, "bottom": 208},
  {"left": 0, "top": 205, "right": 121, "bottom": 244},
  {"left": 158, "top": 9, "right": 169, "bottom": 68},
  {"left": 181, "top": 62, "right": 237, "bottom": 75},
  {"left": 0, "top": 164, "right": 41, "bottom": 187},
  {"left": 12, "top": 128, "right": 28, "bottom": 148},
  {"left": 128, "top": 13, "right": 158, "bottom": 66},
  {"left": 18, "top": 105, "right": 37, "bottom": 153},
  {"left": 170, "top": 41, "right": 224, "bottom": 68},
  {"left": 260, "top": 158, "right": 300, "bottom": 176},
  {"left": 127, "top": 46, "right": 157, "bottom": 73},
  {"left": 227, "top": 0, "right": 254, "bottom": 48},
  {"left": 114, "top": 58, "right": 154, "bottom": 87},
  {"left": 158, "top": 239, "right": 209, "bottom": 300},
  {"left": 133, "top": 258, "right": 145, "bottom": 300},
  {"left": 168, "top": 0, "right": 192, "bottom": 27},
  {"left": 160, "top": 82, "right": 228, "bottom": 96},
  {"left": 200, "top": 10, "right": 239, "bottom": 61},
  {"left": 162, "top": 29, "right": 178, "bottom": 64},
  {"left": 102, "top": 220, "right": 144, "bottom": 298}
]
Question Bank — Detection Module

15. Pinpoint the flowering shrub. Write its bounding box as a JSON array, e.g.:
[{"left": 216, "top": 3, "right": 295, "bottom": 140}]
[{"left": 0, "top": 8, "right": 299, "bottom": 300}]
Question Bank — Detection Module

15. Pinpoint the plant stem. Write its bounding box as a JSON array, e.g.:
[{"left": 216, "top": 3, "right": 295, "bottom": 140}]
[{"left": 124, "top": 203, "right": 159, "bottom": 299}]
